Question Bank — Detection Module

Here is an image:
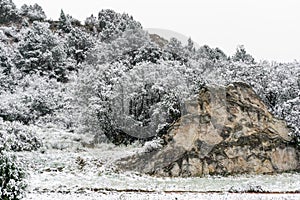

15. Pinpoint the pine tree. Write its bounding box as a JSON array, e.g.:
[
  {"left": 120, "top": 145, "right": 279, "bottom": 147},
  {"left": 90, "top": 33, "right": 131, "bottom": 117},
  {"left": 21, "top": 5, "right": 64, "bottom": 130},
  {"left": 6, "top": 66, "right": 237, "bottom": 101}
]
[
  {"left": 187, "top": 37, "right": 195, "bottom": 52},
  {"left": 232, "top": 45, "right": 255, "bottom": 63},
  {"left": 17, "top": 22, "right": 67, "bottom": 81},
  {"left": 0, "top": 0, "right": 21, "bottom": 24},
  {"left": 97, "top": 9, "right": 142, "bottom": 42},
  {"left": 84, "top": 14, "right": 98, "bottom": 32},
  {"left": 59, "top": 9, "right": 72, "bottom": 33},
  {"left": 20, "top": 3, "right": 46, "bottom": 22}
]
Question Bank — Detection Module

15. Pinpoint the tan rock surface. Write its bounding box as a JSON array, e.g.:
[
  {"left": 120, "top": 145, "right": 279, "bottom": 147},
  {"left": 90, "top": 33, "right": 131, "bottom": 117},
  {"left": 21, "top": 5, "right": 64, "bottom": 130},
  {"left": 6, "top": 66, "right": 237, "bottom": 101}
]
[{"left": 117, "top": 82, "right": 299, "bottom": 176}]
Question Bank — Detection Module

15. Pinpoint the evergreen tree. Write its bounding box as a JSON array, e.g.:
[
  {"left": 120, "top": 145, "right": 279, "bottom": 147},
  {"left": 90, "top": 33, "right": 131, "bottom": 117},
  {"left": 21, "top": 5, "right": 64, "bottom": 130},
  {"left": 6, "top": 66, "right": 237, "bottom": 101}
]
[
  {"left": 59, "top": 9, "right": 72, "bottom": 33},
  {"left": 17, "top": 22, "right": 67, "bottom": 81},
  {"left": 97, "top": 9, "right": 142, "bottom": 42},
  {"left": 232, "top": 45, "right": 255, "bottom": 63},
  {"left": 0, "top": 0, "right": 21, "bottom": 24},
  {"left": 166, "top": 37, "right": 182, "bottom": 53},
  {"left": 65, "top": 27, "right": 95, "bottom": 64},
  {"left": 20, "top": 3, "right": 46, "bottom": 22},
  {"left": 0, "top": 42, "right": 13, "bottom": 74},
  {"left": 84, "top": 14, "right": 98, "bottom": 32},
  {"left": 196, "top": 45, "right": 227, "bottom": 61},
  {"left": 187, "top": 37, "right": 195, "bottom": 52},
  {"left": 165, "top": 37, "right": 185, "bottom": 60},
  {"left": 214, "top": 47, "right": 227, "bottom": 60}
]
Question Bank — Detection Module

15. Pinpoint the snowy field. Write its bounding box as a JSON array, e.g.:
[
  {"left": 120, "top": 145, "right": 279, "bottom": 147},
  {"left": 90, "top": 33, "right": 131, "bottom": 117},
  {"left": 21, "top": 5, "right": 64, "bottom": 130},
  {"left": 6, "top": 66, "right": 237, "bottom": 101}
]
[
  {"left": 24, "top": 192, "right": 300, "bottom": 200},
  {"left": 16, "top": 128, "right": 300, "bottom": 200}
]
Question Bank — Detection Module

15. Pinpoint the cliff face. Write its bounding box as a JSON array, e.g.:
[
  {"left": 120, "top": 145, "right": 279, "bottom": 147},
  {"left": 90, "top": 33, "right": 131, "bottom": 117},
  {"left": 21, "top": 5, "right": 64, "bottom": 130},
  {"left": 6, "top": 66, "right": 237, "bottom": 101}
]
[{"left": 117, "top": 82, "right": 299, "bottom": 176}]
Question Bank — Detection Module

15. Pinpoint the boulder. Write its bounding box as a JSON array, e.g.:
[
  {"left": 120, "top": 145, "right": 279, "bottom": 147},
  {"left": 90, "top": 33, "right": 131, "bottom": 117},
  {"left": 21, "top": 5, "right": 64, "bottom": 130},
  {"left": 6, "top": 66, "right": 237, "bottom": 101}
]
[{"left": 117, "top": 82, "right": 299, "bottom": 176}]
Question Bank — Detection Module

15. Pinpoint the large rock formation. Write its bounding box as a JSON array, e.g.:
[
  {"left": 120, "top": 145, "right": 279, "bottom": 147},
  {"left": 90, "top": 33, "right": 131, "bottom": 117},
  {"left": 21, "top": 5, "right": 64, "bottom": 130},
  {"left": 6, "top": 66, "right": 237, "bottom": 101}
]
[{"left": 117, "top": 82, "right": 299, "bottom": 176}]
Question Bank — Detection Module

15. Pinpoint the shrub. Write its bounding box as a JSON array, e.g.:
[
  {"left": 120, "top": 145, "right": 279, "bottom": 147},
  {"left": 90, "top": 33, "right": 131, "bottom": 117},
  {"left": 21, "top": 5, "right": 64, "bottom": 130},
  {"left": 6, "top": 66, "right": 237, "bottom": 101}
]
[
  {"left": 0, "top": 74, "right": 66, "bottom": 125},
  {"left": 0, "top": 151, "right": 27, "bottom": 200},
  {"left": 0, "top": 119, "right": 41, "bottom": 152}
]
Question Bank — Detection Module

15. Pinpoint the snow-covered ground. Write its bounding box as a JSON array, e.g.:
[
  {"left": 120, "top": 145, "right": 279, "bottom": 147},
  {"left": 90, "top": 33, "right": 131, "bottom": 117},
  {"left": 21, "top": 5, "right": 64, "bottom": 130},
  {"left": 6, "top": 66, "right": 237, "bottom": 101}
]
[
  {"left": 16, "top": 128, "right": 300, "bottom": 200},
  {"left": 24, "top": 192, "right": 300, "bottom": 200}
]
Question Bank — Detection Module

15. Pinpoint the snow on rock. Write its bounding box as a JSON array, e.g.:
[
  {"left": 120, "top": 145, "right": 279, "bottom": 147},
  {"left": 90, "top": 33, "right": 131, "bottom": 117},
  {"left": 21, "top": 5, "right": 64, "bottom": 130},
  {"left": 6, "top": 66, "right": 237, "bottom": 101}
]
[{"left": 117, "top": 82, "right": 299, "bottom": 176}]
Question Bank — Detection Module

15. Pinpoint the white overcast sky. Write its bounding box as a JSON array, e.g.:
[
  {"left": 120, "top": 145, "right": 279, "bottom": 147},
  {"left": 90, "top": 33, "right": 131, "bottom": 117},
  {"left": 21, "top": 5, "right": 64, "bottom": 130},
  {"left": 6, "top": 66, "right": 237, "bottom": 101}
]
[{"left": 14, "top": 0, "right": 300, "bottom": 62}]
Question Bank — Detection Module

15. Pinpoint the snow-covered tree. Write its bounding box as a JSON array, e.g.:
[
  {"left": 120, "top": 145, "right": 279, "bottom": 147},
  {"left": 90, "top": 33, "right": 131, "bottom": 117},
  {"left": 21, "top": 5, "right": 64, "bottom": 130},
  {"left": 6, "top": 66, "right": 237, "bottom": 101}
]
[
  {"left": 195, "top": 45, "right": 227, "bottom": 61},
  {"left": 232, "top": 45, "right": 255, "bottom": 63},
  {"left": 84, "top": 14, "right": 98, "bottom": 32},
  {"left": 17, "top": 21, "right": 67, "bottom": 81},
  {"left": 97, "top": 9, "right": 142, "bottom": 42},
  {"left": 0, "top": 41, "right": 13, "bottom": 74},
  {"left": 186, "top": 37, "right": 195, "bottom": 52},
  {"left": 65, "top": 27, "right": 95, "bottom": 64},
  {"left": 85, "top": 28, "right": 153, "bottom": 66},
  {"left": 75, "top": 61, "right": 193, "bottom": 144},
  {"left": 0, "top": 2, "right": 298, "bottom": 148},
  {"left": 20, "top": 3, "right": 46, "bottom": 22},
  {"left": 59, "top": 9, "right": 72, "bottom": 33},
  {"left": 165, "top": 37, "right": 184, "bottom": 57},
  {"left": 0, "top": 0, "right": 21, "bottom": 24}
]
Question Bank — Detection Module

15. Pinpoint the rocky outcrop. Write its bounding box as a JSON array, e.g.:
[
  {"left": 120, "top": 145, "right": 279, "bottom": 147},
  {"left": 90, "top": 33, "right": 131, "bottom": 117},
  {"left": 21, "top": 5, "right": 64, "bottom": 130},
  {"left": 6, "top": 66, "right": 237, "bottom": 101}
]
[
  {"left": 117, "top": 82, "right": 299, "bottom": 176},
  {"left": 149, "top": 33, "right": 168, "bottom": 48}
]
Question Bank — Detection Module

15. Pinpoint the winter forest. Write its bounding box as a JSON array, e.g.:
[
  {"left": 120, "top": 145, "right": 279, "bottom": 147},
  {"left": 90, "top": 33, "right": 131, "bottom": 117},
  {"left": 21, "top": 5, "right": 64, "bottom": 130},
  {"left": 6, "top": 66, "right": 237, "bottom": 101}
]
[{"left": 0, "top": 0, "right": 299, "bottom": 199}]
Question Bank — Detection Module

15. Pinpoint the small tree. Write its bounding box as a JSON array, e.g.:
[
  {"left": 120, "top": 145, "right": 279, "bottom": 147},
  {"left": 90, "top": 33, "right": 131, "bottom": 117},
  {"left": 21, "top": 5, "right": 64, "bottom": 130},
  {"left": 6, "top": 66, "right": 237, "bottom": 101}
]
[
  {"left": 186, "top": 37, "right": 195, "bottom": 52},
  {"left": 232, "top": 45, "right": 255, "bottom": 63},
  {"left": 59, "top": 9, "right": 72, "bottom": 33},
  {"left": 165, "top": 37, "right": 184, "bottom": 56}
]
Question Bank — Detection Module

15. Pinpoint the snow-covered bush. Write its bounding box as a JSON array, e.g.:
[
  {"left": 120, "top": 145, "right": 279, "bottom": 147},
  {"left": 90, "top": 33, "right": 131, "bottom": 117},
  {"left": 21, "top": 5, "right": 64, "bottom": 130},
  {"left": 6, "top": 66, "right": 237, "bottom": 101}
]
[
  {"left": 0, "top": 119, "right": 41, "bottom": 152},
  {"left": 0, "top": 151, "right": 27, "bottom": 200},
  {"left": 33, "top": 76, "right": 78, "bottom": 129},
  {"left": 0, "top": 73, "right": 68, "bottom": 125}
]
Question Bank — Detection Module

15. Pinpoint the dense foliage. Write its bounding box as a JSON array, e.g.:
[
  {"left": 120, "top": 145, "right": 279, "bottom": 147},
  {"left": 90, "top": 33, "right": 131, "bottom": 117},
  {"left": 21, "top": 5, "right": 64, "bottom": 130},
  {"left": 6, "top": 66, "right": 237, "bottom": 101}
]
[
  {"left": 0, "top": 1, "right": 297, "bottom": 199},
  {"left": 0, "top": 0, "right": 299, "bottom": 147}
]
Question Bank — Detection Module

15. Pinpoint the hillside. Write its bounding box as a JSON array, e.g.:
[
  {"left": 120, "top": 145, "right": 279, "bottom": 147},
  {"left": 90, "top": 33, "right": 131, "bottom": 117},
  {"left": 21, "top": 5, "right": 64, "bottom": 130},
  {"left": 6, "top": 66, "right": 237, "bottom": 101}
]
[{"left": 0, "top": 0, "right": 299, "bottom": 199}]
